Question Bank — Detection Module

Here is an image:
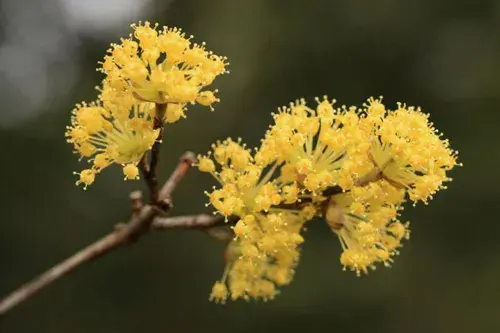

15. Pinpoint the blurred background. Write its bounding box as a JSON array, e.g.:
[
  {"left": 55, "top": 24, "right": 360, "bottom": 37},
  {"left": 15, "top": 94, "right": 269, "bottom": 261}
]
[{"left": 0, "top": 0, "right": 498, "bottom": 332}]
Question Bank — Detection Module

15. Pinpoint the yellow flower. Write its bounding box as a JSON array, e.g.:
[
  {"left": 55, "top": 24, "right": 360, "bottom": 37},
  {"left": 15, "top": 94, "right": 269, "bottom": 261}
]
[
  {"left": 66, "top": 101, "right": 159, "bottom": 188},
  {"left": 122, "top": 163, "right": 140, "bottom": 180},
  {"left": 211, "top": 212, "right": 306, "bottom": 302},
  {"left": 257, "top": 97, "right": 373, "bottom": 196},
  {"left": 100, "top": 21, "right": 228, "bottom": 119},
  {"left": 367, "top": 100, "right": 459, "bottom": 204},
  {"left": 198, "top": 138, "right": 291, "bottom": 218},
  {"left": 73, "top": 169, "right": 96, "bottom": 190},
  {"left": 199, "top": 138, "right": 313, "bottom": 301},
  {"left": 325, "top": 192, "right": 409, "bottom": 276},
  {"left": 209, "top": 281, "right": 228, "bottom": 304}
]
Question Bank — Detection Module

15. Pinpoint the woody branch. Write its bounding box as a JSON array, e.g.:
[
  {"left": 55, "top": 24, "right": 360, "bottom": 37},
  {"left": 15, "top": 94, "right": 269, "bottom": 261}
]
[{"left": 0, "top": 151, "right": 223, "bottom": 316}]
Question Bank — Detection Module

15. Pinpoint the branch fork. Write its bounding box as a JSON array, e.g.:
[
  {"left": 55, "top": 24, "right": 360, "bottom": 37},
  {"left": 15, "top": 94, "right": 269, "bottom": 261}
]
[{"left": 0, "top": 146, "right": 217, "bottom": 315}]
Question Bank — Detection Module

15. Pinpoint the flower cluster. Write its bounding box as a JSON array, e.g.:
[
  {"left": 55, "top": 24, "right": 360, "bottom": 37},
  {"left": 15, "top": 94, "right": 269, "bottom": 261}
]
[
  {"left": 64, "top": 20, "right": 459, "bottom": 305},
  {"left": 198, "top": 138, "right": 315, "bottom": 302},
  {"left": 100, "top": 21, "right": 228, "bottom": 121},
  {"left": 210, "top": 212, "right": 307, "bottom": 303},
  {"left": 66, "top": 102, "right": 159, "bottom": 189},
  {"left": 200, "top": 96, "right": 459, "bottom": 300},
  {"left": 66, "top": 21, "right": 227, "bottom": 188},
  {"left": 324, "top": 186, "right": 409, "bottom": 275}
]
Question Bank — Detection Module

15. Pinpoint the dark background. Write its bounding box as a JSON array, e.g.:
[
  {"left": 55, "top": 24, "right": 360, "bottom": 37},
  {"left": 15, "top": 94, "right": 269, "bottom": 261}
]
[{"left": 0, "top": 0, "right": 498, "bottom": 332}]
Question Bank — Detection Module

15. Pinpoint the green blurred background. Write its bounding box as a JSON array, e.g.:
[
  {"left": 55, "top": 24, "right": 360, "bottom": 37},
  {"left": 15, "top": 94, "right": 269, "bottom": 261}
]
[{"left": 0, "top": 0, "right": 498, "bottom": 332}]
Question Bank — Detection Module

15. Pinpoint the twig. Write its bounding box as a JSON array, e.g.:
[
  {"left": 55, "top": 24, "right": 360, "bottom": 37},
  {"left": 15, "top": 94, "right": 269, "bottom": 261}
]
[
  {"left": 142, "top": 103, "right": 167, "bottom": 204},
  {"left": 138, "top": 155, "right": 150, "bottom": 178},
  {"left": 0, "top": 210, "right": 230, "bottom": 316},
  {"left": 129, "top": 190, "right": 144, "bottom": 218},
  {"left": 153, "top": 214, "right": 238, "bottom": 241},
  {"left": 0, "top": 206, "right": 154, "bottom": 316},
  {"left": 159, "top": 152, "right": 196, "bottom": 205},
  {"left": 0, "top": 151, "right": 196, "bottom": 316},
  {"left": 152, "top": 214, "right": 227, "bottom": 229}
]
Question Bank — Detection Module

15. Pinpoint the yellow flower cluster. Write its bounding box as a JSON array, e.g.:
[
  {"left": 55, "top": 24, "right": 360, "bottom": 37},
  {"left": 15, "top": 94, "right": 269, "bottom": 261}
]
[
  {"left": 198, "top": 138, "right": 315, "bottom": 302},
  {"left": 100, "top": 21, "right": 228, "bottom": 121},
  {"left": 325, "top": 185, "right": 409, "bottom": 275},
  {"left": 259, "top": 97, "right": 458, "bottom": 200},
  {"left": 367, "top": 101, "right": 458, "bottom": 204},
  {"left": 64, "top": 20, "right": 460, "bottom": 304},
  {"left": 198, "top": 138, "right": 302, "bottom": 217},
  {"left": 210, "top": 213, "right": 306, "bottom": 303},
  {"left": 66, "top": 102, "right": 159, "bottom": 189},
  {"left": 200, "top": 97, "right": 459, "bottom": 299},
  {"left": 67, "top": 21, "right": 227, "bottom": 188}
]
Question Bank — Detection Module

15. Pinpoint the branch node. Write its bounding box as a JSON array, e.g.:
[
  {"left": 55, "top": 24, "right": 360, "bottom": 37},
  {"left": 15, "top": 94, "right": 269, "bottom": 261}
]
[
  {"left": 129, "top": 190, "right": 144, "bottom": 217},
  {"left": 153, "top": 198, "right": 173, "bottom": 216},
  {"left": 180, "top": 151, "right": 197, "bottom": 165}
]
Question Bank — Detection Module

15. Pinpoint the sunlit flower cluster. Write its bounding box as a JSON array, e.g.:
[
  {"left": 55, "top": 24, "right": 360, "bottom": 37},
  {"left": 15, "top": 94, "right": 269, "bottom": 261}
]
[
  {"left": 63, "top": 19, "right": 460, "bottom": 306},
  {"left": 200, "top": 97, "right": 459, "bottom": 300},
  {"left": 209, "top": 212, "right": 307, "bottom": 303},
  {"left": 198, "top": 138, "right": 317, "bottom": 302},
  {"left": 100, "top": 21, "right": 228, "bottom": 121},
  {"left": 66, "top": 102, "right": 159, "bottom": 189},
  {"left": 257, "top": 97, "right": 370, "bottom": 195},
  {"left": 325, "top": 186, "right": 409, "bottom": 275},
  {"left": 366, "top": 100, "right": 458, "bottom": 204},
  {"left": 198, "top": 138, "right": 303, "bottom": 218},
  {"left": 67, "top": 21, "right": 227, "bottom": 188}
]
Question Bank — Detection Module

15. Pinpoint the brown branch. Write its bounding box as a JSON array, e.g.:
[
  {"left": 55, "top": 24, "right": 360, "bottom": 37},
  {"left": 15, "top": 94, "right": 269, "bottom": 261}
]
[
  {"left": 153, "top": 214, "right": 238, "bottom": 242},
  {"left": 0, "top": 209, "right": 230, "bottom": 316},
  {"left": 138, "top": 155, "right": 150, "bottom": 178},
  {"left": 129, "top": 190, "right": 144, "bottom": 218},
  {"left": 0, "top": 206, "right": 154, "bottom": 316},
  {"left": 141, "top": 103, "right": 167, "bottom": 204},
  {"left": 152, "top": 214, "right": 230, "bottom": 229},
  {"left": 159, "top": 151, "right": 196, "bottom": 206},
  {"left": 0, "top": 151, "right": 197, "bottom": 316}
]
